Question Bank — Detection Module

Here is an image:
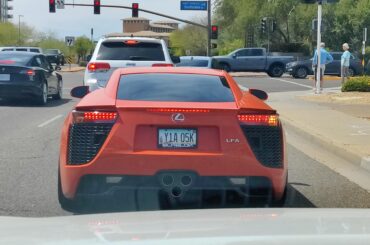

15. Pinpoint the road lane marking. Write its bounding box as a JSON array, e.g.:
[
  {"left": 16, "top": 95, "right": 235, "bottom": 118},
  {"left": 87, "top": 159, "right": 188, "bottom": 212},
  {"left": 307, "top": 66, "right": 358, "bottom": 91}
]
[
  {"left": 238, "top": 85, "right": 248, "bottom": 91},
  {"left": 38, "top": 114, "right": 63, "bottom": 128},
  {"left": 271, "top": 78, "right": 313, "bottom": 89}
]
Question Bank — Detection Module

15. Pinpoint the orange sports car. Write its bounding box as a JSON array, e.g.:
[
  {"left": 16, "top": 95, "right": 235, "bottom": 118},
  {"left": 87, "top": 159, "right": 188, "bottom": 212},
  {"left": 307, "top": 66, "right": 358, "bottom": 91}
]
[{"left": 58, "top": 67, "right": 287, "bottom": 210}]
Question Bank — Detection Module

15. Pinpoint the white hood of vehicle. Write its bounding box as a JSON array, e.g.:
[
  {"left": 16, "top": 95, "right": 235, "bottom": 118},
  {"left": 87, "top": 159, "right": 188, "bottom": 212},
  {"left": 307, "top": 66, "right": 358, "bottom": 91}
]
[{"left": 0, "top": 208, "right": 370, "bottom": 244}]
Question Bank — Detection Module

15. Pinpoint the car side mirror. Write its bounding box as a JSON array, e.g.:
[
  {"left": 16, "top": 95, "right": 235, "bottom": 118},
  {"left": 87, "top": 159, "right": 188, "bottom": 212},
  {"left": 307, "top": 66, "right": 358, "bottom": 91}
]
[
  {"left": 232, "top": 54, "right": 237, "bottom": 58},
  {"left": 249, "top": 89, "right": 268, "bottom": 100},
  {"left": 70, "top": 86, "right": 89, "bottom": 98},
  {"left": 171, "top": 55, "right": 181, "bottom": 64}
]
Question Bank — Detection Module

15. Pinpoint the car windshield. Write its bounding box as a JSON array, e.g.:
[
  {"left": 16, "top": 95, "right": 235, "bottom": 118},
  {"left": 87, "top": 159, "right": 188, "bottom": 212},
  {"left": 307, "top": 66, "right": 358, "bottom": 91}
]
[
  {"left": 177, "top": 59, "right": 210, "bottom": 67},
  {"left": 0, "top": 53, "right": 31, "bottom": 65},
  {"left": 117, "top": 73, "right": 234, "bottom": 102},
  {"left": 96, "top": 41, "right": 165, "bottom": 61},
  {"left": 45, "top": 49, "right": 58, "bottom": 54},
  {"left": 2, "top": 1, "right": 370, "bottom": 240}
]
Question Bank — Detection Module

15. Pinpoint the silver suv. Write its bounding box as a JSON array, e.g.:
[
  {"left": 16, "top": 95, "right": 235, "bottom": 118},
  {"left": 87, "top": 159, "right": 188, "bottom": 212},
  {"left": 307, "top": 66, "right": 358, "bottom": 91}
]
[{"left": 84, "top": 36, "right": 175, "bottom": 91}]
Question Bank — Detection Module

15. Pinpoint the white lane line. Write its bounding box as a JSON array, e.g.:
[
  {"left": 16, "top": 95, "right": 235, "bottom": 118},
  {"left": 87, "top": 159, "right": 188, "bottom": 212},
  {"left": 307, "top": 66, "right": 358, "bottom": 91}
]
[
  {"left": 38, "top": 114, "right": 63, "bottom": 128},
  {"left": 238, "top": 85, "right": 248, "bottom": 91},
  {"left": 271, "top": 78, "right": 313, "bottom": 89}
]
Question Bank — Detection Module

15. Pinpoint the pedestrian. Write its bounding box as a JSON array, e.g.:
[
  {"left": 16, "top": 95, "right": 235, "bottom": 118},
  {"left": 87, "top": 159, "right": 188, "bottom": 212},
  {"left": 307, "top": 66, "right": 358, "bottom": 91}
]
[
  {"left": 341, "top": 43, "right": 351, "bottom": 85},
  {"left": 312, "top": 42, "right": 333, "bottom": 93}
]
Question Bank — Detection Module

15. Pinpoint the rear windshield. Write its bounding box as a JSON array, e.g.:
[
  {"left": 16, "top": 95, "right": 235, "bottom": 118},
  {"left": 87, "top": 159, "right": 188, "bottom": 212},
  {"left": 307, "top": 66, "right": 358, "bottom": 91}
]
[
  {"left": 45, "top": 49, "right": 58, "bottom": 54},
  {"left": 97, "top": 41, "right": 165, "bottom": 61},
  {"left": 0, "top": 53, "right": 31, "bottom": 65},
  {"left": 117, "top": 73, "right": 235, "bottom": 102},
  {"left": 177, "top": 59, "right": 210, "bottom": 67}
]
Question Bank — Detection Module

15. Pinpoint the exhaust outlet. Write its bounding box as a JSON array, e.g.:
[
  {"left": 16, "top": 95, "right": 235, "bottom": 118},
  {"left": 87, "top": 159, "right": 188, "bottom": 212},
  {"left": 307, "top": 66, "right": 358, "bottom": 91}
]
[
  {"left": 171, "top": 186, "right": 183, "bottom": 198},
  {"left": 162, "top": 175, "right": 174, "bottom": 186},
  {"left": 181, "top": 175, "right": 192, "bottom": 186}
]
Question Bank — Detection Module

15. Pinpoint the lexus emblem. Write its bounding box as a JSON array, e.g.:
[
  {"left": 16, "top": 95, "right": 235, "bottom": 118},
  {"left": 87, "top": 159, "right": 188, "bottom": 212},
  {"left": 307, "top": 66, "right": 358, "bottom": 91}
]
[{"left": 171, "top": 113, "right": 185, "bottom": 122}]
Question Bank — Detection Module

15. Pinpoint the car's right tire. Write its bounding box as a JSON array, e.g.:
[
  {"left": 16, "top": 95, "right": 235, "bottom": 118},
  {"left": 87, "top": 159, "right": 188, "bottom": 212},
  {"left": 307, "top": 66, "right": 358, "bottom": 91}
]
[
  {"left": 58, "top": 167, "right": 80, "bottom": 211},
  {"left": 268, "top": 64, "right": 285, "bottom": 77},
  {"left": 293, "top": 67, "right": 308, "bottom": 79},
  {"left": 220, "top": 63, "right": 231, "bottom": 72},
  {"left": 35, "top": 82, "right": 48, "bottom": 105}
]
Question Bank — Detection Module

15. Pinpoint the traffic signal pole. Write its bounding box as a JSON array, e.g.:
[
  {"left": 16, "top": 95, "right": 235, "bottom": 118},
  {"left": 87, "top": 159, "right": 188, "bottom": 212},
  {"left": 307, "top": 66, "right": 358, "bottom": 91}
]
[
  {"left": 207, "top": 0, "right": 212, "bottom": 57},
  {"left": 316, "top": 1, "right": 322, "bottom": 94}
]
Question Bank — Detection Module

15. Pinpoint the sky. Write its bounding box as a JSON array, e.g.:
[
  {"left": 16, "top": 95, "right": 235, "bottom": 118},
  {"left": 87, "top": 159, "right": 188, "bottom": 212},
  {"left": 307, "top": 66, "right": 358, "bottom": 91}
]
[{"left": 11, "top": 0, "right": 209, "bottom": 40}]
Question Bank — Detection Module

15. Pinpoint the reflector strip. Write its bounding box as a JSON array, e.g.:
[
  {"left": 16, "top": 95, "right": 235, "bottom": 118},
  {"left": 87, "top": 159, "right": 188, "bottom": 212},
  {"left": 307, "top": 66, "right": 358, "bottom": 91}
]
[
  {"left": 237, "top": 114, "right": 278, "bottom": 126},
  {"left": 147, "top": 108, "right": 210, "bottom": 113}
]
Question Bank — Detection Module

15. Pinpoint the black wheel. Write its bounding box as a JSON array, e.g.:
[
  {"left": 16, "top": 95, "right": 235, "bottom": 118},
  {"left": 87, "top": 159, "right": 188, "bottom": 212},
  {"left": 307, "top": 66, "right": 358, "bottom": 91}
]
[
  {"left": 220, "top": 63, "right": 231, "bottom": 72},
  {"left": 58, "top": 167, "right": 80, "bottom": 211},
  {"left": 268, "top": 64, "right": 284, "bottom": 77},
  {"left": 348, "top": 67, "right": 355, "bottom": 77},
  {"left": 293, "top": 67, "right": 308, "bottom": 79},
  {"left": 36, "top": 82, "right": 48, "bottom": 105},
  {"left": 52, "top": 80, "right": 63, "bottom": 100}
]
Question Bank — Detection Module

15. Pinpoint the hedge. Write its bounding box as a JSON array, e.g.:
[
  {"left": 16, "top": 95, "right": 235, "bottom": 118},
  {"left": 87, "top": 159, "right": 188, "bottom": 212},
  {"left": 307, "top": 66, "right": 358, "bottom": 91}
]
[{"left": 342, "top": 76, "right": 370, "bottom": 92}]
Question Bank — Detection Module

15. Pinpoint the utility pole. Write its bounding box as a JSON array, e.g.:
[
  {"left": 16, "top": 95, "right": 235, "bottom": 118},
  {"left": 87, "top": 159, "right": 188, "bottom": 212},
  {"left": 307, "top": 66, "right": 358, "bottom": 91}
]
[
  {"left": 316, "top": 1, "right": 322, "bottom": 94},
  {"left": 207, "top": 0, "right": 212, "bottom": 56},
  {"left": 18, "top": 15, "right": 24, "bottom": 46}
]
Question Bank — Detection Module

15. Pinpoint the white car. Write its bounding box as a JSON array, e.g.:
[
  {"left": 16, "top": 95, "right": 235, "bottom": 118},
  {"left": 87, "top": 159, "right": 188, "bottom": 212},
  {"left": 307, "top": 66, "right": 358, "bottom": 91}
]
[{"left": 84, "top": 36, "right": 176, "bottom": 91}]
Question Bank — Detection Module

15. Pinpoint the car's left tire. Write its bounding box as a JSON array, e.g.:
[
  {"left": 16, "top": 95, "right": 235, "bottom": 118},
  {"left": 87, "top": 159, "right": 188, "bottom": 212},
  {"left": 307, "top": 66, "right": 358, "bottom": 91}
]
[
  {"left": 293, "top": 67, "right": 308, "bottom": 79},
  {"left": 52, "top": 80, "right": 63, "bottom": 100},
  {"left": 35, "top": 82, "right": 48, "bottom": 105},
  {"left": 268, "top": 64, "right": 284, "bottom": 77}
]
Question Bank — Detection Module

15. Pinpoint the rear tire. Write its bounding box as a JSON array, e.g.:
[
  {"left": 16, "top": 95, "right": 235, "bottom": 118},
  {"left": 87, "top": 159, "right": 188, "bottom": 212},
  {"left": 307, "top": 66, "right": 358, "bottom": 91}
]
[
  {"left": 220, "top": 63, "right": 231, "bottom": 72},
  {"left": 36, "top": 82, "right": 48, "bottom": 105},
  {"left": 268, "top": 64, "right": 284, "bottom": 77},
  {"left": 293, "top": 67, "right": 308, "bottom": 79},
  {"left": 58, "top": 167, "right": 80, "bottom": 211},
  {"left": 52, "top": 80, "right": 63, "bottom": 100}
]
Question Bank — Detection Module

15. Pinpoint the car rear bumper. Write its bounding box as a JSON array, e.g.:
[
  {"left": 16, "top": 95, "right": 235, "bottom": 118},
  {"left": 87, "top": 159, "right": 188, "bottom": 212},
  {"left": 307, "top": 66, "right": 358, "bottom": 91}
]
[{"left": 0, "top": 81, "right": 42, "bottom": 98}]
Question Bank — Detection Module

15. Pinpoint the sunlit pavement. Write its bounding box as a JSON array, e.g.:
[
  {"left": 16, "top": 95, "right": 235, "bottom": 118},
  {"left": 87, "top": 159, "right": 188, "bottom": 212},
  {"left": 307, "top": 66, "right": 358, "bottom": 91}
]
[{"left": 1, "top": 71, "right": 370, "bottom": 217}]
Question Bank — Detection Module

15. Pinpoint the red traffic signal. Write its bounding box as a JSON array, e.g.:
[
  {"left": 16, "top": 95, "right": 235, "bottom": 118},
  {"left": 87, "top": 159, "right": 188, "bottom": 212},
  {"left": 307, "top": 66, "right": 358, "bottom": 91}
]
[
  {"left": 49, "top": 0, "right": 56, "bottom": 13},
  {"left": 132, "top": 3, "right": 139, "bottom": 17},
  {"left": 211, "top": 25, "right": 218, "bottom": 39},
  {"left": 94, "top": 0, "right": 101, "bottom": 15}
]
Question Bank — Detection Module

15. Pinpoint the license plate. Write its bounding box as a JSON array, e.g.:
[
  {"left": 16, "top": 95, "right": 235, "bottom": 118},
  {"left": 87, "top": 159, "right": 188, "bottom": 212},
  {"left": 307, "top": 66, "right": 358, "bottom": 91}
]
[
  {"left": 158, "top": 128, "right": 197, "bottom": 149},
  {"left": 0, "top": 74, "right": 10, "bottom": 81}
]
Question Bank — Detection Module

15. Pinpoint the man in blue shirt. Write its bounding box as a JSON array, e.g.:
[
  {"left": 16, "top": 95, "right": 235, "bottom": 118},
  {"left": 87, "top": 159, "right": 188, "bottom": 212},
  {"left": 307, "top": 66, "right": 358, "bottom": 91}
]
[
  {"left": 341, "top": 43, "right": 351, "bottom": 85},
  {"left": 312, "top": 42, "right": 334, "bottom": 92}
]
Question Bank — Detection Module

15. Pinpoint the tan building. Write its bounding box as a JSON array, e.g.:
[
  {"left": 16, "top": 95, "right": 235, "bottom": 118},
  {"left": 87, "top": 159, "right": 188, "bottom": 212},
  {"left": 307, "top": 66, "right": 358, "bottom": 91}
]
[{"left": 120, "top": 17, "right": 179, "bottom": 43}]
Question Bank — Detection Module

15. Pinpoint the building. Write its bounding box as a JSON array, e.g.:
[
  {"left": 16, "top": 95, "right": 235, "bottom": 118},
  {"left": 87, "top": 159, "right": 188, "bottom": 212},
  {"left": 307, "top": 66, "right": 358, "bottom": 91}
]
[
  {"left": 120, "top": 17, "right": 179, "bottom": 43},
  {"left": 0, "top": 0, "right": 12, "bottom": 22}
]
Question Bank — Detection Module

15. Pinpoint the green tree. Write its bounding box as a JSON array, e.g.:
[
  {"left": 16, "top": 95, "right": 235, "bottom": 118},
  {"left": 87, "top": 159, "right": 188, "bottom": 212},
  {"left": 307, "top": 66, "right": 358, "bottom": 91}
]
[{"left": 74, "top": 36, "right": 93, "bottom": 63}]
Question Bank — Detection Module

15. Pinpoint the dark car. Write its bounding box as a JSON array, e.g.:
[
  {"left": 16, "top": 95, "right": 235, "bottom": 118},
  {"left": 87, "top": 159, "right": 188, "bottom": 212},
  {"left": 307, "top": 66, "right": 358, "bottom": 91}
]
[
  {"left": 45, "top": 49, "right": 65, "bottom": 66},
  {"left": 286, "top": 52, "right": 362, "bottom": 79},
  {"left": 0, "top": 52, "right": 63, "bottom": 105}
]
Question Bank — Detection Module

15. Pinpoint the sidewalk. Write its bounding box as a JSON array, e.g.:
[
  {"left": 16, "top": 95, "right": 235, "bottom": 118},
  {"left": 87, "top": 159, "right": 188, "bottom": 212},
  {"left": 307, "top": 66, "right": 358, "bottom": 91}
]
[
  {"left": 267, "top": 90, "right": 370, "bottom": 171},
  {"left": 59, "top": 64, "right": 85, "bottom": 72}
]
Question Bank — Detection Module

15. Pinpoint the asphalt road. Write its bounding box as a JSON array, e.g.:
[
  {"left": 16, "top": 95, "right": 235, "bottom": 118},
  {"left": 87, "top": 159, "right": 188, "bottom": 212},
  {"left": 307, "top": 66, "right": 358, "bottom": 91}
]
[{"left": 0, "top": 71, "right": 369, "bottom": 217}]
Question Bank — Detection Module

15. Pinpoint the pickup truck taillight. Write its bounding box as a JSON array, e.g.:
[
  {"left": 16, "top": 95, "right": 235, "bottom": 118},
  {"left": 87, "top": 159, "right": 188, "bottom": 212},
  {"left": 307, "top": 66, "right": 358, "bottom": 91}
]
[{"left": 87, "top": 62, "right": 111, "bottom": 72}]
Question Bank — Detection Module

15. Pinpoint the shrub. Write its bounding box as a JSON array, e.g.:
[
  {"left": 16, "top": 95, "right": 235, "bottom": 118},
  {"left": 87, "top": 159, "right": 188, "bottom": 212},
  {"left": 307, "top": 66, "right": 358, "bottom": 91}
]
[
  {"left": 79, "top": 61, "right": 87, "bottom": 67},
  {"left": 342, "top": 76, "right": 370, "bottom": 92}
]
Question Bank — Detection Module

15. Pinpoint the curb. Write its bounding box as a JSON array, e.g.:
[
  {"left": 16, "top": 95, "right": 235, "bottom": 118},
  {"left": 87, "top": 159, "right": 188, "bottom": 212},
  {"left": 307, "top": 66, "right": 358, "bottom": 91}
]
[
  {"left": 59, "top": 67, "right": 85, "bottom": 73},
  {"left": 280, "top": 116, "right": 369, "bottom": 170}
]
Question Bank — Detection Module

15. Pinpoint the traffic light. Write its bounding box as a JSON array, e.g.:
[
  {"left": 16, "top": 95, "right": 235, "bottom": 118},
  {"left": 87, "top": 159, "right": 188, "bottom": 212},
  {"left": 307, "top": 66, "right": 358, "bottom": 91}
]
[
  {"left": 272, "top": 20, "right": 277, "bottom": 33},
  {"left": 132, "top": 3, "right": 139, "bottom": 17},
  {"left": 49, "top": 0, "right": 56, "bottom": 13},
  {"left": 94, "top": 0, "right": 100, "bottom": 15},
  {"left": 261, "top": 18, "right": 267, "bottom": 33},
  {"left": 211, "top": 25, "right": 218, "bottom": 39}
]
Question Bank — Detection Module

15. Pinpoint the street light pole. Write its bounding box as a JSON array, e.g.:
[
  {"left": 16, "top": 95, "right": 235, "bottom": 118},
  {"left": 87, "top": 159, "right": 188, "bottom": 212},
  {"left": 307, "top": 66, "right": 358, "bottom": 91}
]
[
  {"left": 207, "top": 0, "right": 212, "bottom": 57},
  {"left": 316, "top": 2, "right": 322, "bottom": 94},
  {"left": 18, "top": 15, "right": 24, "bottom": 46}
]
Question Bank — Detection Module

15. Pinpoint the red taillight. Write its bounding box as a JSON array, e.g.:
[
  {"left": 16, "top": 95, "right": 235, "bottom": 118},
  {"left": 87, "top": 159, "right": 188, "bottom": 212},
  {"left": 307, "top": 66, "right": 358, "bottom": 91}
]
[
  {"left": 237, "top": 114, "right": 279, "bottom": 126},
  {"left": 20, "top": 69, "right": 35, "bottom": 76},
  {"left": 72, "top": 110, "right": 117, "bottom": 123},
  {"left": 152, "top": 63, "right": 174, "bottom": 67},
  {"left": 0, "top": 60, "right": 15, "bottom": 64},
  {"left": 87, "top": 62, "right": 111, "bottom": 72},
  {"left": 147, "top": 108, "right": 210, "bottom": 113}
]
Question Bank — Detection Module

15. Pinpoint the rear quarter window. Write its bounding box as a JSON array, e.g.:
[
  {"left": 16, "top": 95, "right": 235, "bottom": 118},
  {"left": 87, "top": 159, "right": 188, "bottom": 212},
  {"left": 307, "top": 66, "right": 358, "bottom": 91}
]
[
  {"left": 97, "top": 41, "right": 165, "bottom": 61},
  {"left": 117, "top": 73, "right": 235, "bottom": 102}
]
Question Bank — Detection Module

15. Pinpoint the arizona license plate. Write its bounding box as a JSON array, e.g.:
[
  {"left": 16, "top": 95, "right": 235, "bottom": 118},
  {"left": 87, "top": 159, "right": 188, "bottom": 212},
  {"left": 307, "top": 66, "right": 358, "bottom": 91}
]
[{"left": 158, "top": 128, "right": 197, "bottom": 149}]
